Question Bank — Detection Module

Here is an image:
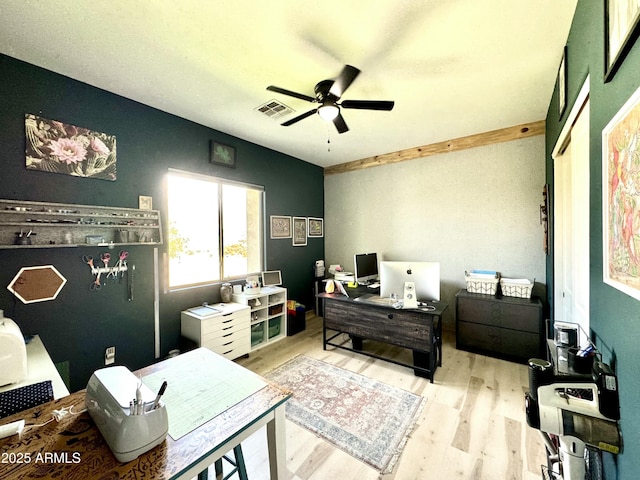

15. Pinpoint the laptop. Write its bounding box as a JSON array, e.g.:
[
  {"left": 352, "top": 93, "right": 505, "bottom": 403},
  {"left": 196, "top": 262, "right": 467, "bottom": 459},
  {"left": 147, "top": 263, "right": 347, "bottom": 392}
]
[{"left": 261, "top": 270, "right": 282, "bottom": 293}]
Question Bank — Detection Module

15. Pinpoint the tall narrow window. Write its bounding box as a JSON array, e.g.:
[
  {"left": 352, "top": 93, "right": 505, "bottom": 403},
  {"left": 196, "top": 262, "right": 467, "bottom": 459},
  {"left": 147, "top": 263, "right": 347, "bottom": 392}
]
[{"left": 167, "top": 170, "right": 264, "bottom": 289}]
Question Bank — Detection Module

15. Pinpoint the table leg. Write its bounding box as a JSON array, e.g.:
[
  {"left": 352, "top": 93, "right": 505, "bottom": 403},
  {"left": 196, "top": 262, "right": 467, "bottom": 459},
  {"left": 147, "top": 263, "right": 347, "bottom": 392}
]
[{"left": 266, "top": 404, "right": 287, "bottom": 479}]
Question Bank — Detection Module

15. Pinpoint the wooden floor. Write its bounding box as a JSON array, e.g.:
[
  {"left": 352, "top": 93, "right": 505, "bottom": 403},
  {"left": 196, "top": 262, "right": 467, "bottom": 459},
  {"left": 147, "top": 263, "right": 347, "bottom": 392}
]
[{"left": 211, "top": 313, "right": 547, "bottom": 480}]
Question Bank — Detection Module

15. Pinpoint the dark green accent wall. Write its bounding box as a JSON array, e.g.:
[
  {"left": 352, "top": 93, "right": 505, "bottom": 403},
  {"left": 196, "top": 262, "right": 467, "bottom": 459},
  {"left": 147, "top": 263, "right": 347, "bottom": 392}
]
[
  {"left": 545, "top": 3, "right": 640, "bottom": 477},
  {"left": 0, "top": 54, "right": 324, "bottom": 392}
]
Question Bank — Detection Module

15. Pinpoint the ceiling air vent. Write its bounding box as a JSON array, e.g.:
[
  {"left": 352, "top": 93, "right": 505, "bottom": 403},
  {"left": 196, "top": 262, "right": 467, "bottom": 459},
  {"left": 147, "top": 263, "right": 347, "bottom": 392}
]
[{"left": 255, "top": 99, "right": 294, "bottom": 120}]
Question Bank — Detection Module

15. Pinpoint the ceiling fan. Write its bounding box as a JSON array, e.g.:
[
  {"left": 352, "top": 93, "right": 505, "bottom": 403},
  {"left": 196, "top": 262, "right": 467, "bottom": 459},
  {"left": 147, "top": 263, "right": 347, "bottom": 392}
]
[{"left": 266, "top": 65, "right": 394, "bottom": 134}]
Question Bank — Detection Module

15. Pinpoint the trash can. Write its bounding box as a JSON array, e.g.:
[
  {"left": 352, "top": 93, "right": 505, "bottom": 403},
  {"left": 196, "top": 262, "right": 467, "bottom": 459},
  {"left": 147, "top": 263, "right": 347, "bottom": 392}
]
[{"left": 287, "top": 301, "right": 306, "bottom": 336}]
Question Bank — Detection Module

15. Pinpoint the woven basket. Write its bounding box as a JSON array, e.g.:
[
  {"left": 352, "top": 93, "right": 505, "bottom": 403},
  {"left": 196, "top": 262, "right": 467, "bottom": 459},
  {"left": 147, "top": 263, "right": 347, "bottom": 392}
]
[
  {"left": 465, "top": 274, "right": 499, "bottom": 295},
  {"left": 500, "top": 278, "right": 534, "bottom": 298}
]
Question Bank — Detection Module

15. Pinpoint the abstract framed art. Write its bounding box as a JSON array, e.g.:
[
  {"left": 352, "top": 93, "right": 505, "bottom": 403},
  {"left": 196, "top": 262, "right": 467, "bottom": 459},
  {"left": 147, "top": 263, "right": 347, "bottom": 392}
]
[{"left": 602, "top": 85, "right": 640, "bottom": 299}]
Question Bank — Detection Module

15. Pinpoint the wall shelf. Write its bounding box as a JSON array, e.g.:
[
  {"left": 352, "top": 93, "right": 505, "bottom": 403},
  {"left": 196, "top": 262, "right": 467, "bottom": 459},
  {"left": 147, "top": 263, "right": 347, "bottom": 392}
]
[{"left": 0, "top": 198, "right": 163, "bottom": 249}]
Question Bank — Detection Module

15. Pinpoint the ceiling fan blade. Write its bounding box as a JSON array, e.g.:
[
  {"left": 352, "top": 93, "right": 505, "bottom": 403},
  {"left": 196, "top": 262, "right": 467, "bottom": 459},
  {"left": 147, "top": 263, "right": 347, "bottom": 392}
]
[
  {"left": 329, "top": 65, "right": 360, "bottom": 99},
  {"left": 281, "top": 108, "right": 317, "bottom": 126},
  {"left": 333, "top": 113, "right": 349, "bottom": 134},
  {"left": 341, "top": 100, "right": 395, "bottom": 111},
  {"left": 267, "top": 85, "right": 315, "bottom": 103}
]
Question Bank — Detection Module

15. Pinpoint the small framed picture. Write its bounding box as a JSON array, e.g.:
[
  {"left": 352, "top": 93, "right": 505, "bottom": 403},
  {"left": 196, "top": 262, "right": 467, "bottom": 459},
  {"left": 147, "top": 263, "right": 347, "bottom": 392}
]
[
  {"left": 139, "top": 195, "right": 153, "bottom": 210},
  {"left": 307, "top": 217, "right": 324, "bottom": 237},
  {"left": 270, "top": 215, "right": 291, "bottom": 239},
  {"left": 292, "top": 217, "right": 307, "bottom": 246},
  {"left": 210, "top": 141, "right": 236, "bottom": 167},
  {"left": 605, "top": 0, "right": 640, "bottom": 82},
  {"left": 557, "top": 47, "right": 566, "bottom": 118}
]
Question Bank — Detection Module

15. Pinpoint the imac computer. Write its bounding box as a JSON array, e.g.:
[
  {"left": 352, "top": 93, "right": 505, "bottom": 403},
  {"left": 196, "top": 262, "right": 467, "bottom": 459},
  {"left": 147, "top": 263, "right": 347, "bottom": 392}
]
[
  {"left": 354, "top": 253, "right": 379, "bottom": 284},
  {"left": 380, "top": 261, "right": 440, "bottom": 301}
]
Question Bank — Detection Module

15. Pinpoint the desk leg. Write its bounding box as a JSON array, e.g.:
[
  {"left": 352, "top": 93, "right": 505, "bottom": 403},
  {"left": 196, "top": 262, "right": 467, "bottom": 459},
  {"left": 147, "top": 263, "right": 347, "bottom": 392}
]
[
  {"left": 413, "top": 350, "right": 434, "bottom": 383},
  {"left": 351, "top": 336, "right": 363, "bottom": 350},
  {"left": 436, "top": 318, "right": 443, "bottom": 367},
  {"left": 322, "top": 317, "right": 329, "bottom": 351},
  {"left": 266, "top": 404, "right": 287, "bottom": 479}
]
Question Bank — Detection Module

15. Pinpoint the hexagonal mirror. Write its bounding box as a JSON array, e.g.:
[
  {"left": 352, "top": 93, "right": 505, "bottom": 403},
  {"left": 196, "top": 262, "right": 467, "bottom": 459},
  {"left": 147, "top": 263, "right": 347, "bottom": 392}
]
[{"left": 7, "top": 265, "right": 67, "bottom": 304}]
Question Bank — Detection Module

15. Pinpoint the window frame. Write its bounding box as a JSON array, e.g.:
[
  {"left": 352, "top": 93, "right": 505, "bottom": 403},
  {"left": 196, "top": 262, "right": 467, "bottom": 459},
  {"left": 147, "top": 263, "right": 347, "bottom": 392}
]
[{"left": 166, "top": 168, "right": 265, "bottom": 291}]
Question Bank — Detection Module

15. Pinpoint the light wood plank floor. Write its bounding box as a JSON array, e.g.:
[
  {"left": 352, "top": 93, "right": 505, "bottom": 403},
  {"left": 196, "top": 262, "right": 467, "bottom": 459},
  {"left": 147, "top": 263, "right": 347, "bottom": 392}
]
[{"left": 210, "top": 313, "right": 546, "bottom": 480}]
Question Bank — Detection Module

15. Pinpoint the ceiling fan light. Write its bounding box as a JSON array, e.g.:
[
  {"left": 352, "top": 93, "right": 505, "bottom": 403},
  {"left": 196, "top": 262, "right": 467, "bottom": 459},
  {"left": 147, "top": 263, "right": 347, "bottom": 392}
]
[{"left": 318, "top": 104, "right": 339, "bottom": 121}]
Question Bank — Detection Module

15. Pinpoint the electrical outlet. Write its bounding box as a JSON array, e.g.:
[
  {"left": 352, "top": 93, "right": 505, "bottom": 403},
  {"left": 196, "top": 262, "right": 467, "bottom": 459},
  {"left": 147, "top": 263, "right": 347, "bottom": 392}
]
[{"left": 105, "top": 346, "right": 115, "bottom": 365}]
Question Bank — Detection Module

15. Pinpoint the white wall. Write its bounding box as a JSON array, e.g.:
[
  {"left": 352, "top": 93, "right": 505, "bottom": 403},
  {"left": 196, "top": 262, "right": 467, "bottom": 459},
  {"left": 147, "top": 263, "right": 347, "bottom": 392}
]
[{"left": 324, "top": 135, "right": 546, "bottom": 324}]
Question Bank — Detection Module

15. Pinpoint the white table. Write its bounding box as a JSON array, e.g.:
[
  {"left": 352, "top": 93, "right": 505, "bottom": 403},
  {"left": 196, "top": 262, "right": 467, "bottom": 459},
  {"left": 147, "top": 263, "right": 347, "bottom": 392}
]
[{"left": 0, "top": 335, "right": 69, "bottom": 399}]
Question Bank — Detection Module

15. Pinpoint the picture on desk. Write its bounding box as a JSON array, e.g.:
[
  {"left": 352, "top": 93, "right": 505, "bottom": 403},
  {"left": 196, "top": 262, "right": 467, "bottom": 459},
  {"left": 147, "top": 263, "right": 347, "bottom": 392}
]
[{"left": 325, "top": 279, "right": 348, "bottom": 297}]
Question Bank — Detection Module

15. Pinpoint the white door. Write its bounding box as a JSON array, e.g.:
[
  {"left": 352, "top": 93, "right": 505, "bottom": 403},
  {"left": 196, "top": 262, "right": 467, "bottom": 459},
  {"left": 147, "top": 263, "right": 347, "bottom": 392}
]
[
  {"left": 553, "top": 99, "right": 590, "bottom": 345},
  {"left": 554, "top": 142, "right": 574, "bottom": 323}
]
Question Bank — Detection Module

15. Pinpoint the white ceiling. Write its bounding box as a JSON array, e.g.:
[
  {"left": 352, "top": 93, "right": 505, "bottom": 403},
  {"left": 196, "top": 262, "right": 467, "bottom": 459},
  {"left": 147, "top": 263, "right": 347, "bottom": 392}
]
[{"left": 0, "top": 1, "right": 577, "bottom": 169}]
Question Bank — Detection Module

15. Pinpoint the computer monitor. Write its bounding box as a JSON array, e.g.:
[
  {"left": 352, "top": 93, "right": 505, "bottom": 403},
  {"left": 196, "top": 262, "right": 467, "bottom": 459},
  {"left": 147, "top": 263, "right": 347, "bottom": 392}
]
[
  {"left": 379, "top": 261, "right": 440, "bottom": 301},
  {"left": 261, "top": 270, "right": 282, "bottom": 287},
  {"left": 354, "top": 253, "right": 379, "bottom": 284}
]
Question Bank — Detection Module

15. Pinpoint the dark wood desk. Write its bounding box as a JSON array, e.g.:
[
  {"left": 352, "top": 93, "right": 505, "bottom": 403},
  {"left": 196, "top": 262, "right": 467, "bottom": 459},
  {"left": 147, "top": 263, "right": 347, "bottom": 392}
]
[
  {"left": 318, "top": 291, "right": 447, "bottom": 382},
  {"left": 0, "top": 349, "right": 290, "bottom": 480}
]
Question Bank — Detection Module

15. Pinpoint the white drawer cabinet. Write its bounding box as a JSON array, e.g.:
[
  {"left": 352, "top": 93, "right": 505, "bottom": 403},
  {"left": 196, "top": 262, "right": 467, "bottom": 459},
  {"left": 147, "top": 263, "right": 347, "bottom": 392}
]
[
  {"left": 232, "top": 287, "right": 287, "bottom": 351},
  {"left": 180, "top": 303, "right": 250, "bottom": 360}
]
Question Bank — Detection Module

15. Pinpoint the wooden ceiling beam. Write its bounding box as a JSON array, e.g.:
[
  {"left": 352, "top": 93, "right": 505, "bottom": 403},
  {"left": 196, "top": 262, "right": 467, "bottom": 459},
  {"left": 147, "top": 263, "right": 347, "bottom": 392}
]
[{"left": 323, "top": 119, "right": 546, "bottom": 175}]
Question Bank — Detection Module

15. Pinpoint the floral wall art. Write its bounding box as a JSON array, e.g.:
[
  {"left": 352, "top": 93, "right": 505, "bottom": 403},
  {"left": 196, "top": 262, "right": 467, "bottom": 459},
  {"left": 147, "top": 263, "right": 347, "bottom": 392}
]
[
  {"left": 603, "top": 86, "right": 640, "bottom": 299},
  {"left": 25, "top": 114, "right": 117, "bottom": 181}
]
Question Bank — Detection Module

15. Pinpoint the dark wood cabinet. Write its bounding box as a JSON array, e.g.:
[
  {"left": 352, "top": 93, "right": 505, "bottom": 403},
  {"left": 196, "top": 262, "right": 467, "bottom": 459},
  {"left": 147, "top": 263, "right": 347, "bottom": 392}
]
[{"left": 455, "top": 289, "right": 543, "bottom": 362}]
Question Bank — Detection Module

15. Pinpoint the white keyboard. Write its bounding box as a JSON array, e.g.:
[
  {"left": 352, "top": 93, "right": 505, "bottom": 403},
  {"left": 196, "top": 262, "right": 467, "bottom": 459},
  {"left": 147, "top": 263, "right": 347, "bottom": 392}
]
[{"left": 367, "top": 282, "right": 380, "bottom": 289}]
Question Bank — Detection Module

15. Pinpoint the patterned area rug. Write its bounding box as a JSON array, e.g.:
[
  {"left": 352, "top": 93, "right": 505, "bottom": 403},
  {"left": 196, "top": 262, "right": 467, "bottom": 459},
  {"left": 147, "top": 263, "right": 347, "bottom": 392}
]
[{"left": 265, "top": 355, "right": 426, "bottom": 473}]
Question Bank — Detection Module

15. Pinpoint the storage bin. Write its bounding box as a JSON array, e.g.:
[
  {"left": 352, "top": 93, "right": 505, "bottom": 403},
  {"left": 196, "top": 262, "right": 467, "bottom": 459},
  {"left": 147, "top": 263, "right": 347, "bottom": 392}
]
[
  {"left": 465, "top": 272, "right": 499, "bottom": 295},
  {"left": 268, "top": 318, "right": 281, "bottom": 339},
  {"left": 251, "top": 323, "right": 264, "bottom": 347},
  {"left": 268, "top": 304, "right": 283, "bottom": 315},
  {"left": 287, "top": 302, "right": 306, "bottom": 336},
  {"left": 500, "top": 278, "right": 534, "bottom": 298}
]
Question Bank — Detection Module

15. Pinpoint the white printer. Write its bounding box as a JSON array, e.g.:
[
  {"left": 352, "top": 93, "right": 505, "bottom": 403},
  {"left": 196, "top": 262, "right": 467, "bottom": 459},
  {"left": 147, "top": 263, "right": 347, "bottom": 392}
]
[
  {"left": 85, "top": 366, "right": 168, "bottom": 463},
  {"left": 0, "top": 312, "right": 28, "bottom": 386}
]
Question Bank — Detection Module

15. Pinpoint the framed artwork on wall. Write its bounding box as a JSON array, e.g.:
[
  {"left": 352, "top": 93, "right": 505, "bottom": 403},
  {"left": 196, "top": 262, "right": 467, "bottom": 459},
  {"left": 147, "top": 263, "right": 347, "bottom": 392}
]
[
  {"left": 557, "top": 47, "right": 567, "bottom": 117},
  {"left": 307, "top": 217, "right": 324, "bottom": 237},
  {"left": 139, "top": 195, "right": 153, "bottom": 210},
  {"left": 210, "top": 141, "right": 236, "bottom": 167},
  {"left": 602, "top": 85, "right": 640, "bottom": 299},
  {"left": 270, "top": 215, "right": 291, "bottom": 239},
  {"left": 25, "top": 114, "right": 117, "bottom": 181},
  {"left": 605, "top": 0, "right": 640, "bottom": 82},
  {"left": 292, "top": 217, "right": 307, "bottom": 246},
  {"left": 540, "top": 185, "right": 549, "bottom": 254}
]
